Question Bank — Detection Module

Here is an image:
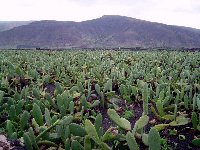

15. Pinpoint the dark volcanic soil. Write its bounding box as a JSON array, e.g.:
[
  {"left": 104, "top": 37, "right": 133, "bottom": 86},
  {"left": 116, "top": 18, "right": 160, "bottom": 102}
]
[
  {"left": 44, "top": 83, "right": 55, "bottom": 96},
  {"left": 97, "top": 100, "right": 200, "bottom": 150},
  {"left": 160, "top": 124, "right": 200, "bottom": 150}
]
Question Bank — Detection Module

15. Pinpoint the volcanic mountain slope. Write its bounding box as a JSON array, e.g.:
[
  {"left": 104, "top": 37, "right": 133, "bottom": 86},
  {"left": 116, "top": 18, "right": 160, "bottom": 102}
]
[
  {"left": 0, "top": 21, "right": 32, "bottom": 32},
  {"left": 0, "top": 15, "right": 200, "bottom": 48}
]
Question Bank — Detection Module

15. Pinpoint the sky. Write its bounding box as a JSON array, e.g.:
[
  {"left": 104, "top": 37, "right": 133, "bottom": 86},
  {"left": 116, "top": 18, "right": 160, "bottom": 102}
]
[{"left": 0, "top": 0, "right": 200, "bottom": 29}]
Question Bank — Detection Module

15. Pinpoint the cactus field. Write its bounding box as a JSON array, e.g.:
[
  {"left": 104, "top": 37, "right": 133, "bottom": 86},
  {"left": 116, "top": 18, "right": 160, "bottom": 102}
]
[{"left": 0, "top": 50, "right": 200, "bottom": 150}]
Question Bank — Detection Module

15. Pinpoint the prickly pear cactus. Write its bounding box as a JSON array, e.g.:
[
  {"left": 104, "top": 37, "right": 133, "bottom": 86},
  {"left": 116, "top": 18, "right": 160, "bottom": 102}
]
[
  {"left": 107, "top": 109, "right": 131, "bottom": 131},
  {"left": 126, "top": 131, "right": 139, "bottom": 150},
  {"left": 6, "top": 120, "right": 15, "bottom": 138},
  {"left": 192, "top": 112, "right": 198, "bottom": 131},
  {"left": 44, "top": 108, "right": 52, "bottom": 126},
  {"left": 148, "top": 128, "right": 161, "bottom": 150},
  {"left": 20, "top": 111, "right": 30, "bottom": 130},
  {"left": 102, "top": 127, "right": 118, "bottom": 142},
  {"left": 23, "top": 132, "right": 33, "bottom": 150},
  {"left": 69, "top": 123, "right": 86, "bottom": 137},
  {"left": 85, "top": 119, "right": 101, "bottom": 144},
  {"left": 71, "top": 140, "right": 84, "bottom": 150},
  {"left": 84, "top": 135, "right": 91, "bottom": 150},
  {"left": 133, "top": 115, "right": 149, "bottom": 132},
  {"left": 32, "top": 103, "right": 43, "bottom": 126},
  {"left": 95, "top": 84, "right": 101, "bottom": 95}
]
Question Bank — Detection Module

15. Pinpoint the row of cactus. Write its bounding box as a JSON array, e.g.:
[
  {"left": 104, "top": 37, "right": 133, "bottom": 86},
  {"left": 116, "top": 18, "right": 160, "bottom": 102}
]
[
  {"left": 107, "top": 108, "right": 161, "bottom": 150},
  {"left": 0, "top": 50, "right": 199, "bottom": 149}
]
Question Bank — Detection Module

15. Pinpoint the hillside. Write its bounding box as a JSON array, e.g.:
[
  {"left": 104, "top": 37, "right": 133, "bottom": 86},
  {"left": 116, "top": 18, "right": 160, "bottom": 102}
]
[
  {"left": 0, "top": 15, "right": 200, "bottom": 48},
  {"left": 0, "top": 21, "right": 32, "bottom": 32}
]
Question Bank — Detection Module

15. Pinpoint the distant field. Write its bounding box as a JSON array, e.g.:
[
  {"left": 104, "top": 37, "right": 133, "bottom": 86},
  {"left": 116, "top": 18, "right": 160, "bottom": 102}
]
[{"left": 0, "top": 50, "right": 200, "bottom": 149}]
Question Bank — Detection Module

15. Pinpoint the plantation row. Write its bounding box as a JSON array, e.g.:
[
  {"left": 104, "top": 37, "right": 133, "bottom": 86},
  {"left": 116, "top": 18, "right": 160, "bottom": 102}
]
[{"left": 0, "top": 50, "right": 200, "bottom": 149}]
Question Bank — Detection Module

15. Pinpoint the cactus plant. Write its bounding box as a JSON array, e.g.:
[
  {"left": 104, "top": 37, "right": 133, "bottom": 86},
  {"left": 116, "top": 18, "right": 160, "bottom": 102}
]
[
  {"left": 192, "top": 112, "right": 198, "bottom": 131},
  {"left": 142, "top": 133, "right": 149, "bottom": 146},
  {"left": 16, "top": 99, "right": 25, "bottom": 115},
  {"left": 56, "top": 94, "right": 66, "bottom": 116},
  {"left": 28, "top": 127, "right": 39, "bottom": 150},
  {"left": 23, "top": 132, "right": 33, "bottom": 150},
  {"left": 33, "top": 88, "right": 40, "bottom": 99},
  {"left": 95, "top": 114, "right": 103, "bottom": 137},
  {"left": 84, "top": 135, "right": 92, "bottom": 150},
  {"left": 32, "top": 103, "right": 43, "bottom": 126},
  {"left": 80, "top": 94, "right": 87, "bottom": 108},
  {"left": 95, "top": 84, "right": 101, "bottom": 95},
  {"left": 55, "top": 82, "right": 63, "bottom": 95},
  {"left": 85, "top": 119, "right": 101, "bottom": 144},
  {"left": 99, "top": 142, "right": 111, "bottom": 150},
  {"left": 9, "top": 105, "right": 16, "bottom": 121},
  {"left": 142, "top": 83, "right": 149, "bottom": 115},
  {"left": 104, "top": 79, "right": 112, "bottom": 92},
  {"left": 0, "top": 48, "right": 200, "bottom": 149},
  {"left": 133, "top": 115, "right": 149, "bottom": 133},
  {"left": 90, "top": 100, "right": 100, "bottom": 108},
  {"left": 71, "top": 140, "right": 84, "bottom": 150},
  {"left": 107, "top": 109, "right": 131, "bottom": 131},
  {"left": 148, "top": 128, "right": 161, "bottom": 150},
  {"left": 77, "top": 82, "right": 84, "bottom": 93},
  {"left": 69, "top": 123, "right": 86, "bottom": 137},
  {"left": 102, "top": 127, "right": 118, "bottom": 142},
  {"left": 36, "top": 119, "right": 60, "bottom": 141},
  {"left": 44, "top": 108, "right": 52, "bottom": 126},
  {"left": 184, "top": 94, "right": 189, "bottom": 109},
  {"left": 0, "top": 90, "right": 4, "bottom": 104},
  {"left": 20, "top": 111, "right": 30, "bottom": 130},
  {"left": 153, "top": 124, "right": 169, "bottom": 131},
  {"left": 65, "top": 138, "right": 70, "bottom": 150},
  {"left": 126, "top": 131, "right": 139, "bottom": 150},
  {"left": 6, "top": 120, "right": 15, "bottom": 138},
  {"left": 69, "top": 101, "right": 75, "bottom": 114},
  {"left": 156, "top": 100, "right": 165, "bottom": 117},
  {"left": 169, "top": 115, "right": 190, "bottom": 126},
  {"left": 192, "top": 138, "right": 200, "bottom": 147}
]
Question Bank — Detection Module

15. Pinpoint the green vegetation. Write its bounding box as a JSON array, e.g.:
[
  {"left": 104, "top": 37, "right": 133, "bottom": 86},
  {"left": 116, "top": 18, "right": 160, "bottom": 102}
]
[{"left": 0, "top": 50, "right": 199, "bottom": 149}]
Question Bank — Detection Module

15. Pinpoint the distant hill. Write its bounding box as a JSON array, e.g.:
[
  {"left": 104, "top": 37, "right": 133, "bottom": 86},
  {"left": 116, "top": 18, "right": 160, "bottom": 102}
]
[
  {"left": 0, "top": 21, "right": 32, "bottom": 32},
  {"left": 0, "top": 15, "right": 200, "bottom": 48}
]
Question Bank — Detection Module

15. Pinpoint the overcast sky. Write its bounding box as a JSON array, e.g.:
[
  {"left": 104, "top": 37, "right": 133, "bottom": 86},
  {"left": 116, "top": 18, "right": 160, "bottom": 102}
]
[{"left": 0, "top": 0, "right": 200, "bottom": 29}]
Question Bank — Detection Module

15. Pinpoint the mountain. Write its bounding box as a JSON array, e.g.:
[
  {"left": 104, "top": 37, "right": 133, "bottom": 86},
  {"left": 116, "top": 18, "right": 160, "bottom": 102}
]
[
  {"left": 0, "top": 21, "right": 32, "bottom": 32},
  {"left": 0, "top": 15, "right": 200, "bottom": 48}
]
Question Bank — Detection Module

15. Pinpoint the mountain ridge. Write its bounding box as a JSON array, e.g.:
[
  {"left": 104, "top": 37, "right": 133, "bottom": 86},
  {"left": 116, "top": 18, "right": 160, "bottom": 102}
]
[
  {"left": 0, "top": 21, "right": 33, "bottom": 32},
  {"left": 0, "top": 15, "right": 200, "bottom": 48}
]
